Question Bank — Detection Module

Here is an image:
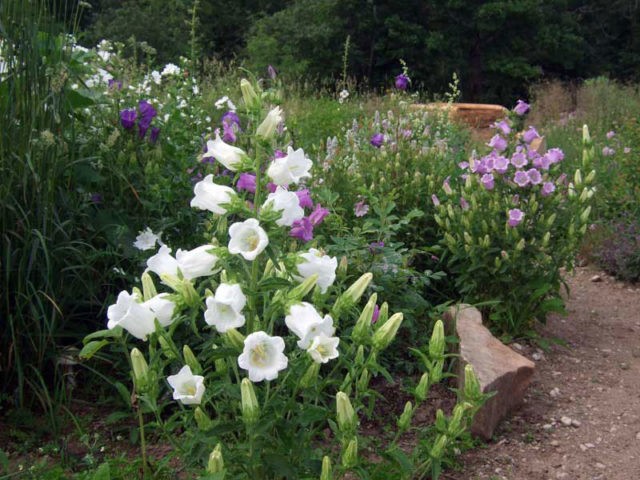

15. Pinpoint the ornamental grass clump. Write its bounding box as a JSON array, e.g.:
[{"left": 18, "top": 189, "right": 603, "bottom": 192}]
[
  {"left": 432, "top": 110, "right": 597, "bottom": 336},
  {"left": 81, "top": 79, "right": 484, "bottom": 479}
]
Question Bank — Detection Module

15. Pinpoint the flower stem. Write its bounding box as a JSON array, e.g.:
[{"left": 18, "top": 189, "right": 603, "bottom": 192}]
[{"left": 137, "top": 404, "right": 149, "bottom": 479}]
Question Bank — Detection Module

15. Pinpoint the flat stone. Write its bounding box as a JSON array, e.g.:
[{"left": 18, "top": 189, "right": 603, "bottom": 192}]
[{"left": 444, "top": 304, "right": 536, "bottom": 439}]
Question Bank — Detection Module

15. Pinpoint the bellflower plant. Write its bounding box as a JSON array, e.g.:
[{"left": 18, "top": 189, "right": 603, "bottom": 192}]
[
  {"left": 81, "top": 78, "right": 482, "bottom": 479},
  {"left": 432, "top": 111, "right": 597, "bottom": 335}
]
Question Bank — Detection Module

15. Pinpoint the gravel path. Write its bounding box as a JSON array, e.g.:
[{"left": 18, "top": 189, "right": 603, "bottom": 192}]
[{"left": 446, "top": 266, "right": 640, "bottom": 480}]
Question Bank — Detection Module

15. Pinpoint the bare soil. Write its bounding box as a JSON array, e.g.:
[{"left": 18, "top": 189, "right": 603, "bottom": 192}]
[{"left": 446, "top": 266, "right": 640, "bottom": 480}]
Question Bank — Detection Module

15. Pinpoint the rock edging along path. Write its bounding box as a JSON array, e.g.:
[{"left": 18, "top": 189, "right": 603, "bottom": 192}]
[
  {"left": 444, "top": 305, "right": 536, "bottom": 440},
  {"left": 446, "top": 266, "right": 640, "bottom": 480}
]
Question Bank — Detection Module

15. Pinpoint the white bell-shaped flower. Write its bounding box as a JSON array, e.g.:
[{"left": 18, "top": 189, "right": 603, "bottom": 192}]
[
  {"left": 238, "top": 331, "right": 288, "bottom": 382},
  {"left": 262, "top": 187, "right": 304, "bottom": 227},
  {"left": 266, "top": 146, "right": 312, "bottom": 186},
  {"left": 142, "top": 293, "right": 176, "bottom": 327},
  {"left": 204, "top": 283, "right": 247, "bottom": 333},
  {"left": 147, "top": 245, "right": 180, "bottom": 277},
  {"left": 191, "top": 174, "right": 236, "bottom": 214},
  {"left": 107, "top": 291, "right": 156, "bottom": 340},
  {"left": 296, "top": 248, "right": 338, "bottom": 293},
  {"left": 228, "top": 218, "right": 269, "bottom": 261},
  {"left": 202, "top": 132, "right": 247, "bottom": 171},
  {"left": 307, "top": 333, "right": 340, "bottom": 364},
  {"left": 285, "top": 302, "right": 335, "bottom": 349},
  {"left": 175, "top": 245, "right": 218, "bottom": 280},
  {"left": 167, "top": 365, "right": 205, "bottom": 405}
]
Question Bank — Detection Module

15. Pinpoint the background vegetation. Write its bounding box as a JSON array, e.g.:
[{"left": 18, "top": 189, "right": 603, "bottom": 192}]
[{"left": 77, "top": 0, "right": 640, "bottom": 103}]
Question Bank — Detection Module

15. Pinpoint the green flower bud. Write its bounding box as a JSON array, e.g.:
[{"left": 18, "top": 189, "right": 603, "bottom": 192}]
[
  {"left": 397, "top": 401, "right": 414, "bottom": 431},
  {"left": 224, "top": 329, "right": 245, "bottom": 351},
  {"left": 158, "top": 336, "right": 177, "bottom": 360},
  {"left": 582, "top": 124, "right": 591, "bottom": 144},
  {"left": 580, "top": 206, "right": 592, "bottom": 223},
  {"left": 352, "top": 293, "right": 377, "bottom": 343},
  {"left": 574, "top": 169, "right": 583, "bottom": 187},
  {"left": 338, "top": 256, "right": 348, "bottom": 277},
  {"left": 585, "top": 169, "right": 596, "bottom": 184},
  {"left": 372, "top": 312, "right": 403, "bottom": 351},
  {"left": 415, "top": 373, "right": 429, "bottom": 403},
  {"left": 444, "top": 233, "right": 457, "bottom": 249},
  {"left": 463, "top": 364, "right": 482, "bottom": 401},
  {"left": 141, "top": 272, "right": 157, "bottom": 302},
  {"left": 132, "top": 286, "right": 143, "bottom": 299},
  {"left": 354, "top": 345, "right": 365, "bottom": 366},
  {"left": 241, "top": 378, "right": 260, "bottom": 426},
  {"left": 344, "top": 272, "right": 373, "bottom": 303},
  {"left": 542, "top": 231, "right": 551, "bottom": 247},
  {"left": 579, "top": 187, "right": 589, "bottom": 203},
  {"left": 207, "top": 443, "right": 224, "bottom": 474},
  {"left": 256, "top": 106, "right": 283, "bottom": 140},
  {"left": 463, "top": 231, "right": 472, "bottom": 245},
  {"left": 494, "top": 256, "right": 501, "bottom": 269},
  {"left": 356, "top": 368, "right": 370, "bottom": 392},
  {"left": 336, "top": 391, "right": 357, "bottom": 434},
  {"left": 448, "top": 403, "right": 468, "bottom": 436},
  {"left": 340, "top": 373, "right": 353, "bottom": 397},
  {"left": 435, "top": 408, "right": 446, "bottom": 431},
  {"left": 434, "top": 214, "right": 444, "bottom": 227},
  {"left": 547, "top": 213, "right": 557, "bottom": 227},
  {"left": 341, "top": 437, "right": 358, "bottom": 468},
  {"left": 430, "top": 434, "right": 448, "bottom": 459},
  {"left": 377, "top": 302, "right": 389, "bottom": 325},
  {"left": 183, "top": 345, "right": 202, "bottom": 375},
  {"left": 320, "top": 455, "right": 332, "bottom": 480},
  {"left": 287, "top": 273, "right": 318, "bottom": 303},
  {"left": 240, "top": 78, "right": 260, "bottom": 110},
  {"left": 516, "top": 238, "right": 526, "bottom": 251},
  {"left": 429, "top": 320, "right": 445, "bottom": 360},
  {"left": 130, "top": 348, "right": 149, "bottom": 393},
  {"left": 447, "top": 204, "right": 455, "bottom": 219},
  {"left": 300, "top": 362, "right": 320, "bottom": 388},
  {"left": 194, "top": 407, "right": 213, "bottom": 431}
]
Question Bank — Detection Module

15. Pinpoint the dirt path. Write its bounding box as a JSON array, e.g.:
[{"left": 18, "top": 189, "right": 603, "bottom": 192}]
[{"left": 446, "top": 266, "right": 640, "bottom": 480}]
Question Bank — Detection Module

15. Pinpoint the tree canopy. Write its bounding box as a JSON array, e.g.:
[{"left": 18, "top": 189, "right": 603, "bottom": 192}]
[{"left": 77, "top": 0, "right": 640, "bottom": 103}]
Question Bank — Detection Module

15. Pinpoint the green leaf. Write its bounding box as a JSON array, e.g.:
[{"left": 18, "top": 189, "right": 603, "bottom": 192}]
[
  {"left": 114, "top": 381, "right": 132, "bottom": 407},
  {"left": 79, "top": 340, "right": 109, "bottom": 359},
  {"left": 83, "top": 328, "right": 122, "bottom": 344},
  {"left": 263, "top": 453, "right": 298, "bottom": 479},
  {"left": 66, "top": 88, "right": 97, "bottom": 109},
  {"left": 257, "top": 277, "right": 293, "bottom": 291},
  {"left": 90, "top": 462, "right": 111, "bottom": 480},
  {"left": 296, "top": 404, "right": 327, "bottom": 426},
  {"left": 105, "top": 411, "right": 131, "bottom": 424},
  {"left": 384, "top": 447, "right": 414, "bottom": 476}
]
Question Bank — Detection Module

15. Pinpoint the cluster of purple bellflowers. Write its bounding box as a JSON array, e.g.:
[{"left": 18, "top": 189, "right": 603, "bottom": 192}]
[
  {"left": 458, "top": 100, "right": 566, "bottom": 228},
  {"left": 120, "top": 100, "right": 160, "bottom": 143}
]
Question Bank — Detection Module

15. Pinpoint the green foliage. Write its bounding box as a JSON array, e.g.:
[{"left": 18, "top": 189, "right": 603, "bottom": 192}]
[{"left": 80, "top": 0, "right": 192, "bottom": 64}]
